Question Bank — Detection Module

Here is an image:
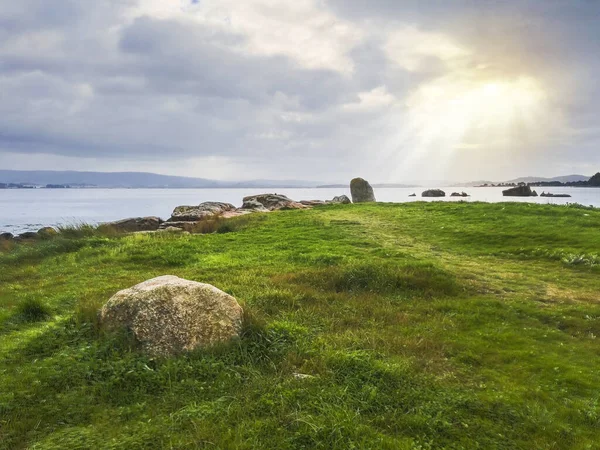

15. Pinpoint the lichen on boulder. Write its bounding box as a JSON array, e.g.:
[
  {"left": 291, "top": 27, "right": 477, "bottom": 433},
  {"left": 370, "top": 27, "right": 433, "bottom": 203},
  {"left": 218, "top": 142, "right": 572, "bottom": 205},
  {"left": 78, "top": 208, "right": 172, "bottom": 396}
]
[{"left": 99, "top": 275, "right": 243, "bottom": 357}]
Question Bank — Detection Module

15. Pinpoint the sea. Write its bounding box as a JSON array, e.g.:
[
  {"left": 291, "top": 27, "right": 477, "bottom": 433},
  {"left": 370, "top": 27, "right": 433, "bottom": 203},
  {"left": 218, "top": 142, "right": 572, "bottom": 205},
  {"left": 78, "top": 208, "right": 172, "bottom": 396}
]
[{"left": 1, "top": 186, "right": 599, "bottom": 234}]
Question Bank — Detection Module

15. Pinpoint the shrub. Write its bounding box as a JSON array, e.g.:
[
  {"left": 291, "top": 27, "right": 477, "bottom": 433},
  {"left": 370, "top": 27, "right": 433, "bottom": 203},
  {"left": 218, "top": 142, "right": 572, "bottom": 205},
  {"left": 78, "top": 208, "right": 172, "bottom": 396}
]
[{"left": 315, "top": 261, "right": 461, "bottom": 297}]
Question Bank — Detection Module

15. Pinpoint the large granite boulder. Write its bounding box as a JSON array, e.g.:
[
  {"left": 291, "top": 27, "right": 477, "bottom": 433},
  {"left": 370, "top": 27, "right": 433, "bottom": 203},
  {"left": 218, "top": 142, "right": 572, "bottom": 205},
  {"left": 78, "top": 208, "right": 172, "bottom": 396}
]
[
  {"left": 102, "top": 217, "right": 163, "bottom": 232},
  {"left": 168, "top": 202, "right": 236, "bottom": 222},
  {"left": 0, "top": 232, "right": 13, "bottom": 241},
  {"left": 241, "top": 194, "right": 308, "bottom": 211},
  {"left": 502, "top": 185, "right": 537, "bottom": 197},
  {"left": 422, "top": 189, "right": 446, "bottom": 197},
  {"left": 350, "top": 178, "right": 376, "bottom": 203},
  {"left": 100, "top": 275, "right": 243, "bottom": 357}
]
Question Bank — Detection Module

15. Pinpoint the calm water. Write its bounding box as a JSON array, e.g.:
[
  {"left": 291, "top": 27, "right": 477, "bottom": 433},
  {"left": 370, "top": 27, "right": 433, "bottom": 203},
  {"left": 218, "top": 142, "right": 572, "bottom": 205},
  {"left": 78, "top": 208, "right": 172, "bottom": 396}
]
[{"left": 1, "top": 187, "right": 599, "bottom": 234}]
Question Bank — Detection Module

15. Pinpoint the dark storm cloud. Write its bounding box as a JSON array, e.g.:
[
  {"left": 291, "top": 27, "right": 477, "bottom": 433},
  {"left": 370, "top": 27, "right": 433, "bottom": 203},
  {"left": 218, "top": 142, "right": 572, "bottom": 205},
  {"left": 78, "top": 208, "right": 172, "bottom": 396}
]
[{"left": 0, "top": 0, "right": 598, "bottom": 180}]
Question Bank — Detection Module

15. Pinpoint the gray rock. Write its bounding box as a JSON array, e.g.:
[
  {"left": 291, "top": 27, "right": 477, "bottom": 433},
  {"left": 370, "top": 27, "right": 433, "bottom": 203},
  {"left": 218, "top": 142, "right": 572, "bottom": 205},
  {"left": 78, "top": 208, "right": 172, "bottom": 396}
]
[
  {"left": 350, "top": 178, "right": 376, "bottom": 203},
  {"left": 409, "top": 193, "right": 416, "bottom": 197},
  {"left": 158, "top": 221, "right": 198, "bottom": 232},
  {"left": 450, "top": 192, "right": 470, "bottom": 197},
  {"left": 100, "top": 275, "right": 243, "bottom": 357},
  {"left": 241, "top": 194, "right": 308, "bottom": 211},
  {"left": 0, "top": 232, "right": 14, "bottom": 241},
  {"left": 540, "top": 192, "right": 572, "bottom": 198},
  {"left": 502, "top": 185, "right": 537, "bottom": 197},
  {"left": 18, "top": 231, "right": 39, "bottom": 240},
  {"left": 240, "top": 199, "right": 270, "bottom": 212},
  {"left": 422, "top": 189, "right": 446, "bottom": 197},
  {"left": 168, "top": 202, "right": 236, "bottom": 222},
  {"left": 37, "top": 227, "right": 58, "bottom": 238},
  {"left": 300, "top": 200, "right": 327, "bottom": 206},
  {"left": 331, "top": 195, "right": 351, "bottom": 204},
  {"left": 102, "top": 217, "right": 163, "bottom": 232}
]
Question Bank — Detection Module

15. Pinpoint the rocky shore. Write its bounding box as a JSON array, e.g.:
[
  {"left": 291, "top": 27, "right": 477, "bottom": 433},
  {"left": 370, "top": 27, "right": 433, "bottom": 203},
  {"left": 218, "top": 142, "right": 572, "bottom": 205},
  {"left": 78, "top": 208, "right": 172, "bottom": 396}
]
[{"left": 0, "top": 191, "right": 354, "bottom": 243}]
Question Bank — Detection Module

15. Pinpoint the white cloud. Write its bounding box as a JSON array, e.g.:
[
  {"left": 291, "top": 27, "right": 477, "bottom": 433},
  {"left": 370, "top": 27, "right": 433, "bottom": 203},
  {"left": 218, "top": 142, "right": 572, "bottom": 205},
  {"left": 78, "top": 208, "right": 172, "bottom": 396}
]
[
  {"left": 125, "top": 0, "right": 364, "bottom": 73},
  {"left": 385, "top": 26, "right": 470, "bottom": 72}
]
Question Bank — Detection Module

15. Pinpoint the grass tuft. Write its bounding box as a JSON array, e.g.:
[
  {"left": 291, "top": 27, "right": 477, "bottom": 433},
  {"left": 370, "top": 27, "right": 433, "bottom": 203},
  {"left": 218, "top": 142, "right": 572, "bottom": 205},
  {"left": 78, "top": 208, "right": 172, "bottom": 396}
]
[
  {"left": 316, "top": 261, "right": 462, "bottom": 297},
  {"left": 15, "top": 296, "right": 52, "bottom": 322}
]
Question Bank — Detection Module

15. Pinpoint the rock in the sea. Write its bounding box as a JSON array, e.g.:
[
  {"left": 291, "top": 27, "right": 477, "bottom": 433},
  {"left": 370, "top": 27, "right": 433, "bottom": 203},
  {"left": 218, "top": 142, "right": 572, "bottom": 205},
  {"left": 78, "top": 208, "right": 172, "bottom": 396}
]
[
  {"left": 450, "top": 192, "right": 470, "bottom": 197},
  {"left": 409, "top": 193, "right": 416, "bottom": 197},
  {"left": 502, "top": 185, "right": 537, "bottom": 197},
  {"left": 0, "top": 232, "right": 14, "bottom": 241},
  {"left": 168, "top": 202, "right": 236, "bottom": 222},
  {"left": 422, "top": 189, "right": 446, "bottom": 197},
  {"left": 37, "top": 227, "right": 58, "bottom": 239},
  {"left": 100, "top": 275, "right": 243, "bottom": 357},
  {"left": 350, "top": 178, "right": 376, "bottom": 203},
  {"left": 102, "top": 217, "right": 163, "bottom": 232},
  {"left": 241, "top": 194, "right": 308, "bottom": 211},
  {"left": 540, "top": 192, "right": 572, "bottom": 198},
  {"left": 331, "top": 195, "right": 351, "bottom": 204}
]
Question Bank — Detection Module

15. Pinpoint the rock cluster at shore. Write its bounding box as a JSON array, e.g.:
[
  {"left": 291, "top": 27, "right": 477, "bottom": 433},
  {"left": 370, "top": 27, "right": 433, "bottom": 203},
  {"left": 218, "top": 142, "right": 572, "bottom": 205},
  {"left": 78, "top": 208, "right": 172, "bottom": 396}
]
[{"left": 0, "top": 190, "right": 358, "bottom": 240}]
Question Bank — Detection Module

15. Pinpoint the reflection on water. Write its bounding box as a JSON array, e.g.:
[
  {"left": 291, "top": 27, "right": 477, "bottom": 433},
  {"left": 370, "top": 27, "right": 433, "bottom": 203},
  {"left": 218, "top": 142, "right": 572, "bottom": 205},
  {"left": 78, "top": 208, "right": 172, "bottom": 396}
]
[{"left": 1, "top": 187, "right": 599, "bottom": 234}]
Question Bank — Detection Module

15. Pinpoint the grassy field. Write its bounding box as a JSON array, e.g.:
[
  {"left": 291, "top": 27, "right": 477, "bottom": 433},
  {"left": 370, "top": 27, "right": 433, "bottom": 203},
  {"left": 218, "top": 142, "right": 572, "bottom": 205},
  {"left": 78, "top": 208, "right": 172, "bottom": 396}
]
[{"left": 1, "top": 202, "right": 600, "bottom": 449}]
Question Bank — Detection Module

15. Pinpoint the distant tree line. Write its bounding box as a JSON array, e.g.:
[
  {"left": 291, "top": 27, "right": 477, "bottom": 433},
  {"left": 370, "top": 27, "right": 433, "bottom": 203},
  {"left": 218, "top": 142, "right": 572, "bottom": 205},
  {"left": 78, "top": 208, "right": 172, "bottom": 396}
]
[
  {"left": 0, "top": 183, "right": 73, "bottom": 189},
  {"left": 529, "top": 173, "right": 600, "bottom": 187}
]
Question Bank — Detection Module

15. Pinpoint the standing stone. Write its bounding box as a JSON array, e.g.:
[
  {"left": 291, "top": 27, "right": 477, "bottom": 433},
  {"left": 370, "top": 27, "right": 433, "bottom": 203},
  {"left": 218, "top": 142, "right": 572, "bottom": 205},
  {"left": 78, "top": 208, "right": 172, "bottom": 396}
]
[
  {"left": 100, "top": 275, "right": 243, "bottom": 357},
  {"left": 350, "top": 178, "right": 376, "bottom": 203}
]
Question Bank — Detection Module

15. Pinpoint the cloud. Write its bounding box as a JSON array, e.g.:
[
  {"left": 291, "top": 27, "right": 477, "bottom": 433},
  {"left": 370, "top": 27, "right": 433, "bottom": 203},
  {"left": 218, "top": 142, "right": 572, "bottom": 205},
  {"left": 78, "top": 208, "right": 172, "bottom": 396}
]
[{"left": 0, "top": 0, "right": 598, "bottom": 181}]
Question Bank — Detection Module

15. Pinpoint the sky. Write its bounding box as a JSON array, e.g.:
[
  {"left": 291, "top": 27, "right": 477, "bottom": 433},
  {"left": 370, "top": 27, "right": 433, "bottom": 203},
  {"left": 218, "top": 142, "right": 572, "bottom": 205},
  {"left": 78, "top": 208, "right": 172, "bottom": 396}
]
[{"left": 1, "top": 0, "right": 599, "bottom": 183}]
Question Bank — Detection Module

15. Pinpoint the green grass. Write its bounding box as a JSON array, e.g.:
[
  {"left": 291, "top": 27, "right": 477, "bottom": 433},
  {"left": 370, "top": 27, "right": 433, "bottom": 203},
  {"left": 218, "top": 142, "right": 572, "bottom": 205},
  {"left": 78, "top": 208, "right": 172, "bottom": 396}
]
[{"left": 1, "top": 202, "right": 600, "bottom": 449}]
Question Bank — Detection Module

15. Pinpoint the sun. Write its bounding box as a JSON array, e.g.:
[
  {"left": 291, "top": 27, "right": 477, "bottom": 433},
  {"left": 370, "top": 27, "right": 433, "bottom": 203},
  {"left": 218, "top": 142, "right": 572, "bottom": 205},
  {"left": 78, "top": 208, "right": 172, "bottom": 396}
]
[{"left": 404, "top": 75, "right": 548, "bottom": 154}]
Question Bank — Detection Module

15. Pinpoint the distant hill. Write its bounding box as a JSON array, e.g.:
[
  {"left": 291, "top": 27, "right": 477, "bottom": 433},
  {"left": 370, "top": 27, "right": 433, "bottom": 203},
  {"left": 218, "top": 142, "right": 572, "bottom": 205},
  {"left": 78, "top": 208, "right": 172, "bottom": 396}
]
[
  {"left": 317, "top": 183, "right": 418, "bottom": 188},
  {"left": 0, "top": 170, "right": 319, "bottom": 189}
]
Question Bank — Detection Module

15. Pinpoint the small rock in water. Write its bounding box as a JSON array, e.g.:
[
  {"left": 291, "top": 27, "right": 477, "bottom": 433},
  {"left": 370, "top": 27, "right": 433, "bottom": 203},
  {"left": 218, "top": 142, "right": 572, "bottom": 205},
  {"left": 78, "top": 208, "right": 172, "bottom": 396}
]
[{"left": 422, "top": 189, "right": 446, "bottom": 197}]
